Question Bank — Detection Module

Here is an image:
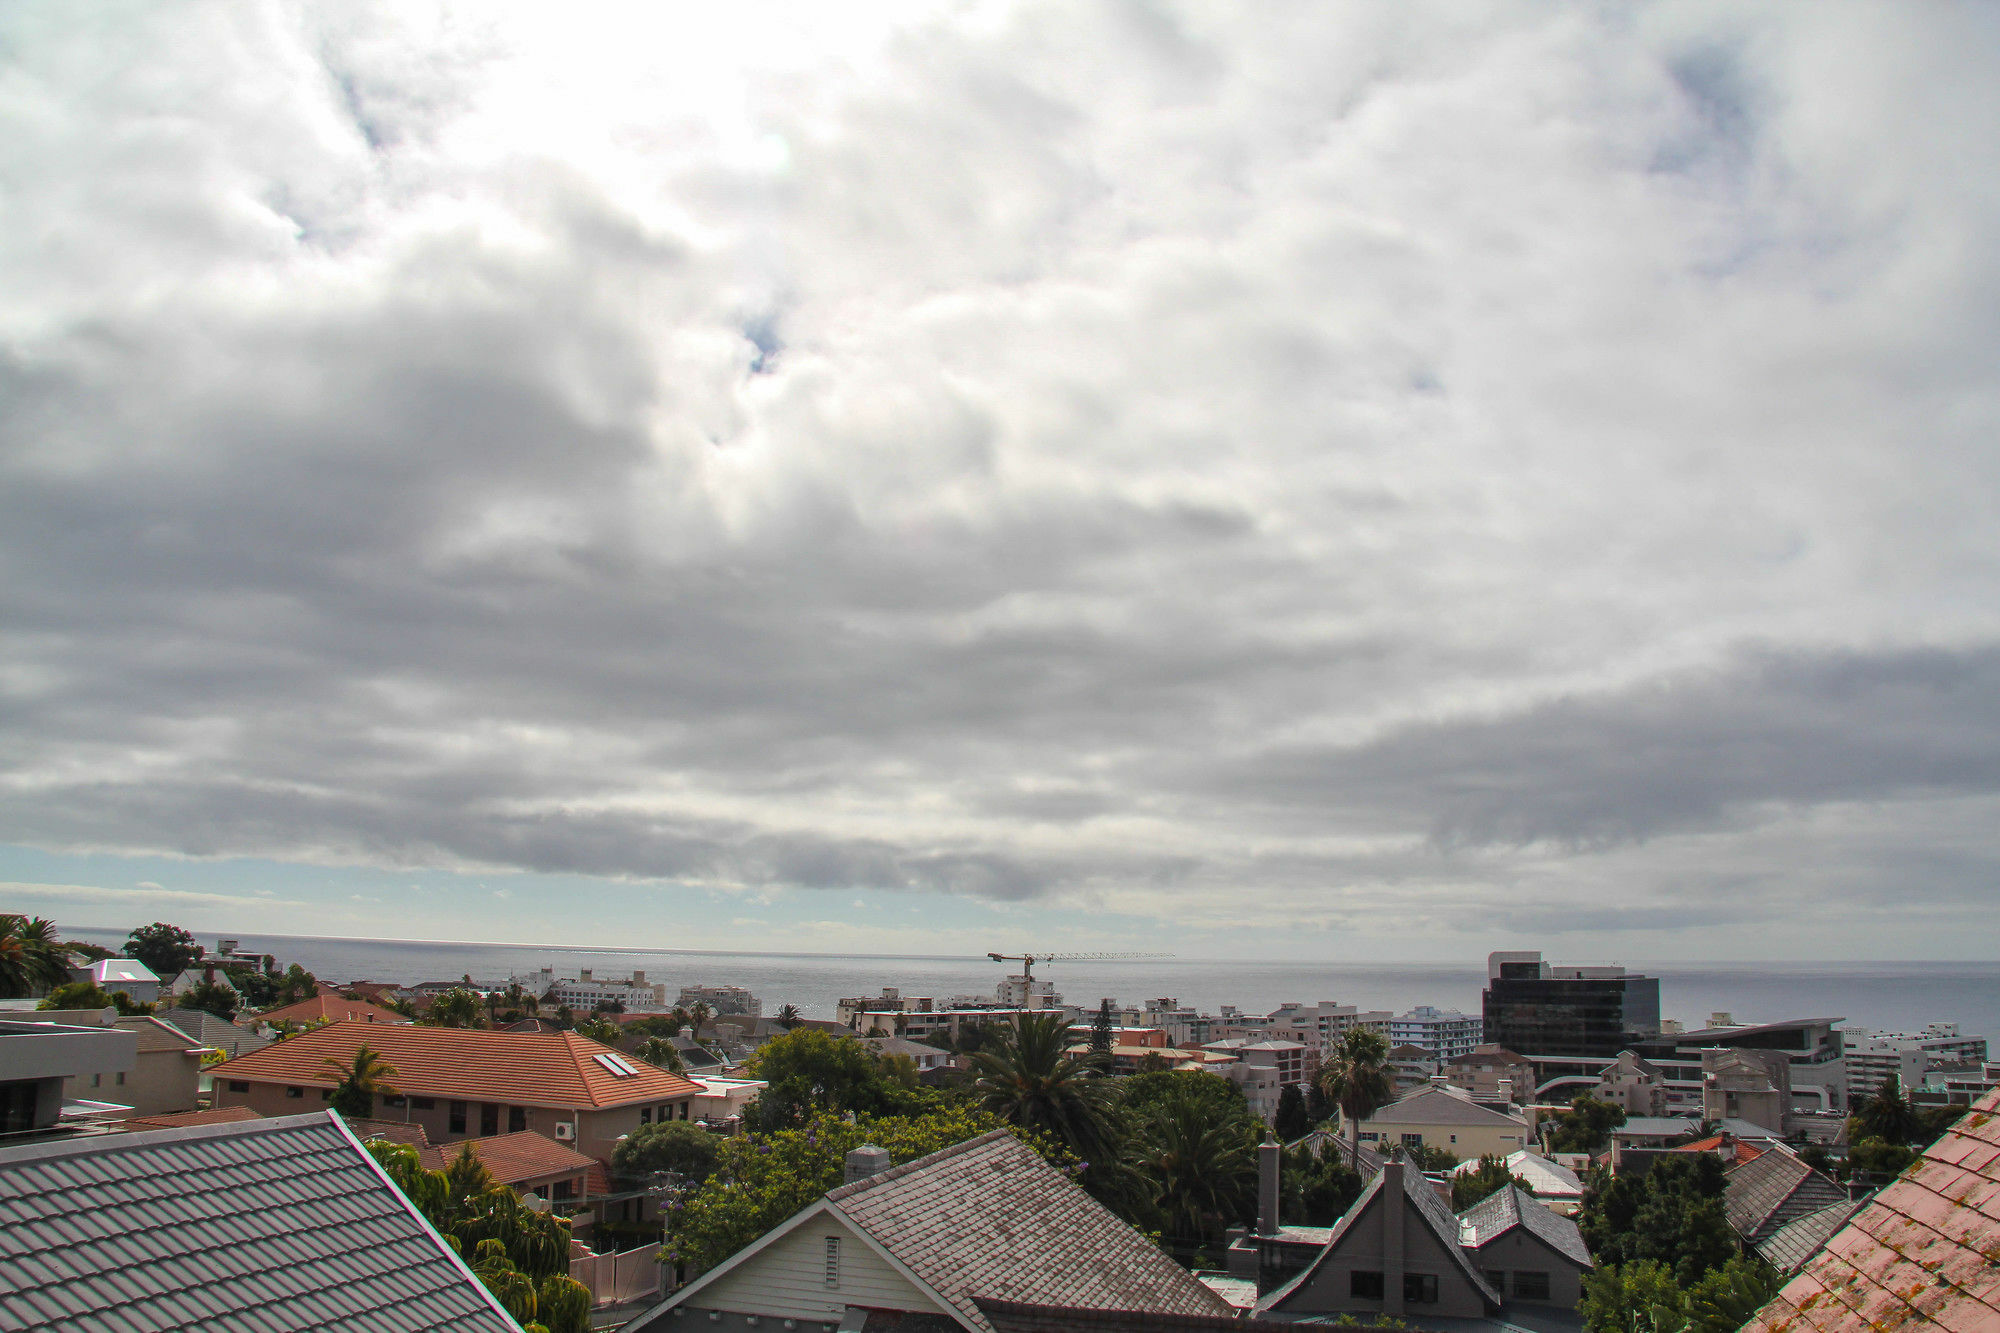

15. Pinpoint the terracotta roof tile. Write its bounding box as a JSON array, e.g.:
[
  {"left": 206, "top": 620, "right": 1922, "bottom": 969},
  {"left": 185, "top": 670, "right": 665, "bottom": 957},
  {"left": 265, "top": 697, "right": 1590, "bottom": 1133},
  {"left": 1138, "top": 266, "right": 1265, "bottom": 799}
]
[
  {"left": 121, "top": 1107, "right": 265, "bottom": 1131},
  {"left": 211, "top": 1019, "right": 704, "bottom": 1110},
  {"left": 417, "top": 1131, "right": 595, "bottom": 1186},
  {"left": 1742, "top": 1088, "right": 2000, "bottom": 1333},
  {"left": 253, "top": 995, "right": 412, "bottom": 1027}
]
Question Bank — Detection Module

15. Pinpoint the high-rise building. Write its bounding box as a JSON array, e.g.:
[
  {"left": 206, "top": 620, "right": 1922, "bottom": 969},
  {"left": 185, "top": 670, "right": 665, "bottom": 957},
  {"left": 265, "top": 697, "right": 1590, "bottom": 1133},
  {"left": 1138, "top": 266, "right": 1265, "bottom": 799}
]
[
  {"left": 1388, "top": 1005, "right": 1483, "bottom": 1060},
  {"left": 1481, "top": 952, "right": 1661, "bottom": 1093}
]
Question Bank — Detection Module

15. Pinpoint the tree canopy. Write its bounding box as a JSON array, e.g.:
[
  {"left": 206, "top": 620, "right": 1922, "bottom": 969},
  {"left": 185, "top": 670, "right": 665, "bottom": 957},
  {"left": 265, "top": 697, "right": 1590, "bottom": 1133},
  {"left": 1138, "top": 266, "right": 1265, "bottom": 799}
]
[
  {"left": 0, "top": 915, "right": 80, "bottom": 997},
  {"left": 327, "top": 1044, "right": 398, "bottom": 1118},
  {"left": 1580, "top": 1154, "right": 1735, "bottom": 1287},
  {"left": 1318, "top": 1027, "right": 1394, "bottom": 1155},
  {"left": 970, "top": 1011, "right": 1121, "bottom": 1169},
  {"left": 39, "top": 980, "right": 152, "bottom": 1015},
  {"left": 1452, "top": 1154, "right": 1532, "bottom": 1211},
  {"left": 743, "top": 1027, "right": 923, "bottom": 1129},
  {"left": 177, "top": 978, "right": 239, "bottom": 1021},
  {"left": 611, "top": 1120, "right": 720, "bottom": 1186},
  {"left": 123, "top": 922, "right": 201, "bottom": 977},
  {"left": 1545, "top": 1093, "right": 1627, "bottom": 1154}
]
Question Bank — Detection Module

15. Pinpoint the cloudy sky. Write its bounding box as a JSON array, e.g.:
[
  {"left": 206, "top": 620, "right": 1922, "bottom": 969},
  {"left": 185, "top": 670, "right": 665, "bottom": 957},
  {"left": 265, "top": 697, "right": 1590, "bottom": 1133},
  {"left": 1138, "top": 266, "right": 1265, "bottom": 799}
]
[{"left": 4, "top": 2, "right": 1999, "bottom": 961}]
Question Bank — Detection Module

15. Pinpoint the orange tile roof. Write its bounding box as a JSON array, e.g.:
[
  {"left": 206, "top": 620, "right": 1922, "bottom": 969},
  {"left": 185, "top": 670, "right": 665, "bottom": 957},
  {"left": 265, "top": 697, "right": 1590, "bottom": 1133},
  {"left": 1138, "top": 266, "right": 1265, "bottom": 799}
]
[
  {"left": 1674, "top": 1134, "right": 1767, "bottom": 1166},
  {"left": 1741, "top": 1088, "right": 2000, "bottom": 1332},
  {"left": 122, "top": 1107, "right": 264, "bottom": 1130},
  {"left": 253, "top": 994, "right": 412, "bottom": 1026},
  {"left": 418, "top": 1131, "right": 596, "bottom": 1187},
  {"left": 212, "top": 1019, "right": 704, "bottom": 1110}
]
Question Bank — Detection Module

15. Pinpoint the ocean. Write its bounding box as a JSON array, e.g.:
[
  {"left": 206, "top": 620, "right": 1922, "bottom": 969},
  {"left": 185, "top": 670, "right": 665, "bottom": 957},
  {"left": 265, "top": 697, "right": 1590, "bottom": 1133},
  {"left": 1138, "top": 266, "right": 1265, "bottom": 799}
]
[{"left": 69, "top": 928, "right": 2000, "bottom": 1039}]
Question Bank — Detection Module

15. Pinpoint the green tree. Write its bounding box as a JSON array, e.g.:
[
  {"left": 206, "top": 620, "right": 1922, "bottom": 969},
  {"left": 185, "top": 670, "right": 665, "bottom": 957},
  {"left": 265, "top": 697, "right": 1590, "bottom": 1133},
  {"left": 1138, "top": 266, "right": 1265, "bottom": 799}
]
[
  {"left": 1090, "top": 999, "right": 1115, "bottom": 1060},
  {"left": 4, "top": 916, "right": 81, "bottom": 996},
  {"left": 1120, "top": 1069, "right": 1253, "bottom": 1128},
  {"left": 970, "top": 1012, "right": 1122, "bottom": 1167},
  {"left": 1850, "top": 1073, "right": 1921, "bottom": 1146},
  {"left": 1580, "top": 1155, "right": 1734, "bottom": 1286},
  {"left": 612, "top": 1120, "right": 720, "bottom": 1185},
  {"left": 685, "top": 1001, "right": 714, "bottom": 1041},
  {"left": 1581, "top": 1255, "right": 1779, "bottom": 1333},
  {"left": 1847, "top": 1135, "right": 1916, "bottom": 1182},
  {"left": 744, "top": 1027, "right": 913, "bottom": 1129},
  {"left": 775, "top": 1003, "right": 802, "bottom": 1029},
  {"left": 637, "top": 1036, "right": 686, "bottom": 1073},
  {"left": 1129, "top": 1087, "right": 1258, "bottom": 1254},
  {"left": 39, "top": 980, "right": 152, "bottom": 1015},
  {"left": 1273, "top": 1083, "right": 1311, "bottom": 1140},
  {"left": 573, "top": 1015, "right": 622, "bottom": 1044},
  {"left": 665, "top": 1105, "right": 1044, "bottom": 1272},
  {"left": 1281, "top": 1139, "right": 1364, "bottom": 1225},
  {"left": 122, "top": 922, "right": 201, "bottom": 977},
  {"left": 1452, "top": 1154, "right": 1531, "bottom": 1211},
  {"left": 326, "top": 1044, "right": 398, "bottom": 1118},
  {"left": 178, "top": 978, "right": 240, "bottom": 1021},
  {"left": 425, "top": 987, "right": 486, "bottom": 1029},
  {"left": 1545, "top": 1093, "right": 1627, "bottom": 1154},
  {"left": 1403, "top": 1142, "right": 1460, "bottom": 1172},
  {"left": 1318, "top": 1027, "right": 1395, "bottom": 1161}
]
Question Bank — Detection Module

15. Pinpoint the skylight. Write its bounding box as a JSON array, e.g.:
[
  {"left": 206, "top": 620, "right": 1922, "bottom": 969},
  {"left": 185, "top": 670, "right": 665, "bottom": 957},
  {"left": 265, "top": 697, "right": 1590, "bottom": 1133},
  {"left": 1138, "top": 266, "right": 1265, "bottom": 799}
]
[{"left": 593, "top": 1052, "right": 639, "bottom": 1078}]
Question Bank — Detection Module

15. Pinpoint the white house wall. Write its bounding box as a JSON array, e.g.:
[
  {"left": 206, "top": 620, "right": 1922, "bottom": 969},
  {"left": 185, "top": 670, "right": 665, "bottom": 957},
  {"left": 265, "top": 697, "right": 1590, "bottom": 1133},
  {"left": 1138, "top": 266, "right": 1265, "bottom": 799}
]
[{"left": 693, "top": 1213, "right": 949, "bottom": 1323}]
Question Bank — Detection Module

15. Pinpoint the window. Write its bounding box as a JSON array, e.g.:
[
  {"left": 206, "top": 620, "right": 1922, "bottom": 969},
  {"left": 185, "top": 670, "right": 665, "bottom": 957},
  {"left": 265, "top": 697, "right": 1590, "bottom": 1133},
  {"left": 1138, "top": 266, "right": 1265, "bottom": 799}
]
[
  {"left": 1404, "top": 1273, "right": 1438, "bottom": 1304},
  {"left": 1514, "top": 1271, "right": 1551, "bottom": 1301},
  {"left": 1449, "top": 1135, "right": 1457, "bottom": 1144},
  {"left": 91, "top": 1074, "right": 101, "bottom": 1088},
  {"left": 228, "top": 1080, "right": 249, "bottom": 1093},
  {"left": 320, "top": 1090, "right": 332, "bottom": 1101},
  {"left": 286, "top": 1086, "right": 304, "bottom": 1099},
  {"left": 384, "top": 1095, "right": 407, "bottom": 1108},
  {"left": 116, "top": 1072, "right": 126, "bottom": 1086},
  {"left": 450, "top": 1101, "right": 467, "bottom": 1134},
  {"left": 1401, "top": 1133, "right": 1423, "bottom": 1147},
  {"left": 553, "top": 1179, "right": 575, "bottom": 1200},
  {"left": 480, "top": 1103, "right": 499, "bottom": 1135},
  {"left": 640, "top": 1107, "right": 651, "bottom": 1125},
  {"left": 1358, "top": 1131, "right": 1379, "bottom": 1142},
  {"left": 411, "top": 1097, "right": 435, "bottom": 1110},
  {"left": 1349, "top": 1271, "right": 1384, "bottom": 1300},
  {"left": 509, "top": 1106, "right": 526, "bottom": 1133},
  {"left": 824, "top": 1237, "right": 841, "bottom": 1288}
]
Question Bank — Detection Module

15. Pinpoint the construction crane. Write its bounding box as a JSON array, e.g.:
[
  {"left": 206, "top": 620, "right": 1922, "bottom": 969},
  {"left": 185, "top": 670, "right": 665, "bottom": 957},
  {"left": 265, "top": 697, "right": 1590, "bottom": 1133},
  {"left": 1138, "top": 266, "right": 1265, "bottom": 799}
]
[{"left": 986, "top": 951, "right": 1169, "bottom": 982}]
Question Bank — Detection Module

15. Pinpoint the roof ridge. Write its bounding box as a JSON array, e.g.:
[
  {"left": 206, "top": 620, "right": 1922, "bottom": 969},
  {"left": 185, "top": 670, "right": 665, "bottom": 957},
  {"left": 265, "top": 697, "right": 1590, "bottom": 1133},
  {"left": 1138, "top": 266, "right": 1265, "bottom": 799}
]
[
  {"left": 825, "top": 1127, "right": 1017, "bottom": 1202},
  {"left": 0, "top": 1110, "right": 338, "bottom": 1165}
]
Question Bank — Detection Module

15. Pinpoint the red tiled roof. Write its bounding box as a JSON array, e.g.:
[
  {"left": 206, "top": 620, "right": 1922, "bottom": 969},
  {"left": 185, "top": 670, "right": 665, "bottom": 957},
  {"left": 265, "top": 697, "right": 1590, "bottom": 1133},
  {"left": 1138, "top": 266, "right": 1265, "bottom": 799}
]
[
  {"left": 253, "top": 994, "right": 411, "bottom": 1026},
  {"left": 212, "top": 1019, "right": 704, "bottom": 1110},
  {"left": 347, "top": 1118, "right": 432, "bottom": 1148},
  {"left": 1675, "top": 1134, "right": 1767, "bottom": 1166},
  {"left": 418, "top": 1131, "right": 596, "bottom": 1187},
  {"left": 122, "top": 1107, "right": 263, "bottom": 1130},
  {"left": 1741, "top": 1088, "right": 2000, "bottom": 1331}
]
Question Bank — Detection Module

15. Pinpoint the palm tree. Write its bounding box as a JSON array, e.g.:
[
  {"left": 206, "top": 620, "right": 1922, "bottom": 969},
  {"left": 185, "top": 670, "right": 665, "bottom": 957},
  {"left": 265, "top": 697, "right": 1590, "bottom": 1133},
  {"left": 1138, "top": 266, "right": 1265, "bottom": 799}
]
[
  {"left": 776, "top": 1004, "right": 802, "bottom": 1029},
  {"left": 0, "top": 916, "right": 77, "bottom": 998},
  {"left": 1854, "top": 1073, "right": 1921, "bottom": 1145},
  {"left": 326, "top": 1044, "right": 399, "bottom": 1118},
  {"left": 1132, "top": 1089, "right": 1258, "bottom": 1252},
  {"left": 970, "top": 1011, "right": 1121, "bottom": 1165},
  {"left": 686, "top": 1001, "right": 714, "bottom": 1042},
  {"left": 427, "top": 987, "right": 484, "bottom": 1029},
  {"left": 1318, "top": 1027, "right": 1395, "bottom": 1160}
]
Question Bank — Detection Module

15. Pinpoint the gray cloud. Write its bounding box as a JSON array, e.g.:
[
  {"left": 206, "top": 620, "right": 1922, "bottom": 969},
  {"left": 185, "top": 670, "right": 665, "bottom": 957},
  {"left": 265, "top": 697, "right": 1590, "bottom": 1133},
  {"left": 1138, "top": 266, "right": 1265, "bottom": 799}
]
[{"left": 3, "top": 3, "right": 2000, "bottom": 948}]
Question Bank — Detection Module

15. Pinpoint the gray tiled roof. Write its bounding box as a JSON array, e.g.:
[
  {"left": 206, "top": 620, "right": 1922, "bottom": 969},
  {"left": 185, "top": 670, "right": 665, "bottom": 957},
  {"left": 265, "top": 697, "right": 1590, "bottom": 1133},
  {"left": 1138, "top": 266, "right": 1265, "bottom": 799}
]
[
  {"left": 827, "top": 1130, "right": 1235, "bottom": 1330},
  {"left": 1753, "top": 1198, "right": 1866, "bottom": 1275},
  {"left": 1260, "top": 1165, "right": 1502, "bottom": 1315},
  {"left": 1456, "top": 1184, "right": 1593, "bottom": 1269},
  {"left": 1285, "top": 1127, "right": 1387, "bottom": 1178},
  {"left": 1725, "top": 1146, "right": 1851, "bottom": 1245},
  {"left": 0, "top": 1110, "right": 520, "bottom": 1332},
  {"left": 153, "top": 1009, "right": 269, "bottom": 1057}
]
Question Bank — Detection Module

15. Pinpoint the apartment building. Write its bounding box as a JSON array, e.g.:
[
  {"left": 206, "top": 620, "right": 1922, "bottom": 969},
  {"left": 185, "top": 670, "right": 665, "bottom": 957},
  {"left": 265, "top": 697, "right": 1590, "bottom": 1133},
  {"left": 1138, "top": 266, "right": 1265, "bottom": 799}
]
[
  {"left": 1843, "top": 1023, "right": 1989, "bottom": 1101},
  {"left": 1389, "top": 1006, "right": 1484, "bottom": 1060},
  {"left": 676, "top": 983, "right": 761, "bottom": 1018},
  {"left": 515, "top": 967, "right": 672, "bottom": 1014}
]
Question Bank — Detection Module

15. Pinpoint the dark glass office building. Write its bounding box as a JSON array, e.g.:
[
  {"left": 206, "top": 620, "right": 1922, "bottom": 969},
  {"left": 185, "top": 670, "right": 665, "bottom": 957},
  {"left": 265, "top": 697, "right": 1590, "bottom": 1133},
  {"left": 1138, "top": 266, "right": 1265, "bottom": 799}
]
[{"left": 1482, "top": 952, "right": 1661, "bottom": 1060}]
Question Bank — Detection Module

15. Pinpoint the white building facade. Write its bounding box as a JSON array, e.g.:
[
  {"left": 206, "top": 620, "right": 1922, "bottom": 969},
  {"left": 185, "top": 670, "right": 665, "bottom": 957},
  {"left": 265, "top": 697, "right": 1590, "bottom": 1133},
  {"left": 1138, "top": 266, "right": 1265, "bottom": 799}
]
[{"left": 1388, "top": 1006, "right": 1484, "bottom": 1060}]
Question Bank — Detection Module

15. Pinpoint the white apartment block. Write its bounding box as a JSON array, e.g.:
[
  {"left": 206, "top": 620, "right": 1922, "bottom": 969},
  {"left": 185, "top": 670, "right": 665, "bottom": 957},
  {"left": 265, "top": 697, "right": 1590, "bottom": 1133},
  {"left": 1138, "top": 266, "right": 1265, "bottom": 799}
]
[
  {"left": 1388, "top": 1006, "right": 1484, "bottom": 1060},
  {"left": 677, "top": 984, "right": 762, "bottom": 1018},
  {"left": 512, "top": 967, "right": 671, "bottom": 1014},
  {"left": 1844, "top": 1024, "right": 1989, "bottom": 1100}
]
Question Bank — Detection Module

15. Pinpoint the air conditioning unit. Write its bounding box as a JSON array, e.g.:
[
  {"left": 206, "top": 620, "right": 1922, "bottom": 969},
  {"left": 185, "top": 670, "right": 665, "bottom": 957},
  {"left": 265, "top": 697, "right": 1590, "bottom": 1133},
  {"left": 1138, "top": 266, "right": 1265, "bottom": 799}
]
[{"left": 554, "top": 1122, "right": 576, "bottom": 1141}]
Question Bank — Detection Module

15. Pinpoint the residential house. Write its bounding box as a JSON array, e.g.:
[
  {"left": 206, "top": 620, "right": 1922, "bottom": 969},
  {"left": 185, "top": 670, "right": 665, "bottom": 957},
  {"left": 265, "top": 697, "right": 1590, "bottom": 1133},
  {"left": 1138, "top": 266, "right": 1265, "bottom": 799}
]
[
  {"left": 863, "top": 1034, "right": 954, "bottom": 1074},
  {"left": 1256, "top": 1161, "right": 1504, "bottom": 1320},
  {"left": 71, "top": 958, "right": 161, "bottom": 1005},
  {"left": 677, "top": 984, "right": 761, "bottom": 1018},
  {"left": 0, "top": 1018, "right": 136, "bottom": 1136},
  {"left": 1453, "top": 1149, "right": 1585, "bottom": 1215},
  {"left": 1445, "top": 1045, "right": 1537, "bottom": 1105},
  {"left": 1348, "top": 1084, "right": 1534, "bottom": 1161},
  {"left": 0, "top": 1111, "right": 520, "bottom": 1331},
  {"left": 62, "top": 1015, "right": 207, "bottom": 1118},
  {"left": 689, "top": 1075, "right": 768, "bottom": 1125},
  {"left": 1742, "top": 1087, "right": 2000, "bottom": 1330},
  {"left": 1721, "top": 1142, "right": 1850, "bottom": 1249},
  {"left": 627, "top": 1131, "right": 1236, "bottom": 1331},
  {"left": 249, "top": 992, "right": 413, "bottom": 1031},
  {"left": 1703, "top": 1047, "right": 1791, "bottom": 1134},
  {"left": 1455, "top": 1183, "right": 1596, "bottom": 1309},
  {"left": 154, "top": 1008, "right": 269, "bottom": 1059},
  {"left": 209, "top": 1019, "right": 702, "bottom": 1163},
  {"left": 1386, "top": 1043, "right": 1439, "bottom": 1092},
  {"left": 1594, "top": 1050, "right": 1669, "bottom": 1117},
  {"left": 416, "top": 1130, "right": 599, "bottom": 1211}
]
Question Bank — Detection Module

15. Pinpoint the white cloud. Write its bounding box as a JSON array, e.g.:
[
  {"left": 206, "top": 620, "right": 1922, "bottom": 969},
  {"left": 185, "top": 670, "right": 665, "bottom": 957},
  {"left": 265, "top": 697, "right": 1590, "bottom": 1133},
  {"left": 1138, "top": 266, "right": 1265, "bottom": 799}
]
[{"left": 2, "top": 3, "right": 1998, "bottom": 952}]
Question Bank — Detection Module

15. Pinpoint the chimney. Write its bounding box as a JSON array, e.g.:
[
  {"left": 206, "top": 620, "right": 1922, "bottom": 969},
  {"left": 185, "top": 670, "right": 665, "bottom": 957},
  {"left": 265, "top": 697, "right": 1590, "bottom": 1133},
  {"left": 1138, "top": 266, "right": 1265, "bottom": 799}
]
[
  {"left": 1498, "top": 1077, "right": 1513, "bottom": 1103},
  {"left": 1257, "top": 1137, "right": 1281, "bottom": 1236},
  {"left": 844, "top": 1145, "right": 891, "bottom": 1185},
  {"left": 1382, "top": 1161, "right": 1406, "bottom": 1317}
]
